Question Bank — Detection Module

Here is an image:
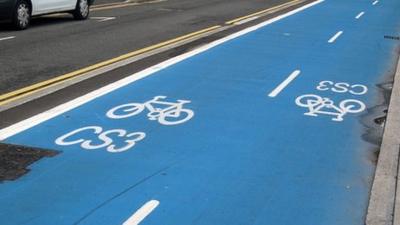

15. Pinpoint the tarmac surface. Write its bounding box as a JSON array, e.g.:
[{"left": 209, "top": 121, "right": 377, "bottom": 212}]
[{"left": 0, "top": 0, "right": 290, "bottom": 94}]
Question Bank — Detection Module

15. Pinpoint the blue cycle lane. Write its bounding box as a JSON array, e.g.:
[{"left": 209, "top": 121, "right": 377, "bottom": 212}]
[{"left": 1, "top": 0, "right": 400, "bottom": 224}]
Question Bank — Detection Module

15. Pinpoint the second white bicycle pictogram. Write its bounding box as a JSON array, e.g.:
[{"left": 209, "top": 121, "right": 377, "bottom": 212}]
[
  {"left": 295, "top": 94, "right": 366, "bottom": 122},
  {"left": 295, "top": 80, "right": 368, "bottom": 122}
]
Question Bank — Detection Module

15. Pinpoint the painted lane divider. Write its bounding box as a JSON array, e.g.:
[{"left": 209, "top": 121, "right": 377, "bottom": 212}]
[
  {"left": 372, "top": 0, "right": 379, "bottom": 5},
  {"left": 268, "top": 70, "right": 301, "bottom": 97},
  {"left": 355, "top": 11, "right": 365, "bottom": 19},
  {"left": 328, "top": 31, "right": 343, "bottom": 43},
  {"left": 123, "top": 200, "right": 159, "bottom": 225},
  {"left": 0, "top": 36, "right": 15, "bottom": 42},
  {"left": 90, "top": 16, "right": 116, "bottom": 22}
]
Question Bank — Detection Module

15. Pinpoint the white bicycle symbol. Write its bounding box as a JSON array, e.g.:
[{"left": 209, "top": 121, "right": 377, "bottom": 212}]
[
  {"left": 295, "top": 94, "right": 366, "bottom": 122},
  {"left": 106, "top": 96, "right": 194, "bottom": 125}
]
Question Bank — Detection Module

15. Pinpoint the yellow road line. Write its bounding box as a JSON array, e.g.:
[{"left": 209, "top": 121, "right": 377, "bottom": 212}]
[
  {"left": 225, "top": 0, "right": 303, "bottom": 25},
  {"left": 0, "top": 25, "right": 221, "bottom": 106},
  {"left": 0, "top": 0, "right": 307, "bottom": 106}
]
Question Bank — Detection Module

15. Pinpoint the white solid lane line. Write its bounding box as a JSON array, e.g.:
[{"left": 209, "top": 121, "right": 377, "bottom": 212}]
[
  {"left": 123, "top": 200, "right": 160, "bottom": 225},
  {"left": 91, "top": 16, "right": 116, "bottom": 22},
  {"left": 328, "top": 31, "right": 343, "bottom": 43},
  {"left": 0, "top": 36, "right": 16, "bottom": 42},
  {"left": 355, "top": 11, "right": 365, "bottom": 19},
  {"left": 268, "top": 70, "right": 301, "bottom": 97},
  {"left": 372, "top": 0, "right": 379, "bottom": 5}
]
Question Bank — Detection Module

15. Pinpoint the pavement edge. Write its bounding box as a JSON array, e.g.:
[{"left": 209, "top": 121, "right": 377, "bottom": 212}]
[{"left": 366, "top": 55, "right": 400, "bottom": 225}]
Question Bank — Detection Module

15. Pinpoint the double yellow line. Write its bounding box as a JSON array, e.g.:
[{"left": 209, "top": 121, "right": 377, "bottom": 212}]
[
  {"left": 0, "top": 0, "right": 303, "bottom": 107},
  {"left": 0, "top": 25, "right": 221, "bottom": 106}
]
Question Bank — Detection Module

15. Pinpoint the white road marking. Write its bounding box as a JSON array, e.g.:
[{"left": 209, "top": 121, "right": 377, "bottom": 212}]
[
  {"left": 372, "top": 0, "right": 379, "bottom": 5},
  {"left": 328, "top": 31, "right": 343, "bottom": 43},
  {"left": 0, "top": 0, "right": 325, "bottom": 141},
  {"left": 268, "top": 70, "right": 301, "bottom": 97},
  {"left": 123, "top": 200, "right": 159, "bottom": 225},
  {"left": 91, "top": 16, "right": 116, "bottom": 22},
  {"left": 234, "top": 16, "right": 259, "bottom": 25},
  {"left": 295, "top": 94, "right": 366, "bottom": 122},
  {"left": 355, "top": 11, "right": 365, "bottom": 19},
  {"left": 0, "top": 36, "right": 15, "bottom": 42}
]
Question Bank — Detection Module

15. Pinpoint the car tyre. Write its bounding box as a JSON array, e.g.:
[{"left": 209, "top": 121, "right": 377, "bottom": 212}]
[
  {"left": 73, "top": 0, "right": 90, "bottom": 20},
  {"left": 12, "top": 0, "right": 31, "bottom": 30}
]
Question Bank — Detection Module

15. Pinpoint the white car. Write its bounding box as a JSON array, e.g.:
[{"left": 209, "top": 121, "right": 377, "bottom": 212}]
[{"left": 0, "top": 0, "right": 94, "bottom": 29}]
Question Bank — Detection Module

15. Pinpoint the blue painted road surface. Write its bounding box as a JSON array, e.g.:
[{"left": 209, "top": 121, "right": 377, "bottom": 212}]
[{"left": 1, "top": 0, "right": 400, "bottom": 224}]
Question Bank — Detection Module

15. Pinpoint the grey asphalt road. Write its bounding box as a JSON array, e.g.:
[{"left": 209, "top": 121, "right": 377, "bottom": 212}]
[{"left": 0, "top": 0, "right": 290, "bottom": 95}]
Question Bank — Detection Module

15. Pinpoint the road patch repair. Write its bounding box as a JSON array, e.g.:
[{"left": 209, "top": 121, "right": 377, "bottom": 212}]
[
  {"left": 0, "top": 143, "right": 58, "bottom": 181},
  {"left": 1, "top": 0, "right": 400, "bottom": 224}
]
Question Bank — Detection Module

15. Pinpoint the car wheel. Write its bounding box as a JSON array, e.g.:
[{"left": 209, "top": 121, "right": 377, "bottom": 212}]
[
  {"left": 12, "top": 0, "right": 30, "bottom": 30},
  {"left": 73, "top": 0, "right": 90, "bottom": 20}
]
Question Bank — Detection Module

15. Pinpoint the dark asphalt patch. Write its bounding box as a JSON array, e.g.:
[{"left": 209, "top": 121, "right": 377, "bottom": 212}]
[
  {"left": 0, "top": 143, "right": 59, "bottom": 182},
  {"left": 384, "top": 35, "right": 400, "bottom": 41}
]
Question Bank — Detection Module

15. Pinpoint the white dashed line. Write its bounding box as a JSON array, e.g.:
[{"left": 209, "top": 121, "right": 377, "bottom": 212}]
[
  {"left": 328, "top": 31, "right": 343, "bottom": 43},
  {"left": 0, "top": 36, "right": 15, "bottom": 42},
  {"left": 123, "top": 200, "right": 159, "bottom": 225},
  {"left": 372, "top": 0, "right": 379, "bottom": 5},
  {"left": 268, "top": 70, "right": 301, "bottom": 97},
  {"left": 355, "top": 11, "right": 365, "bottom": 19}
]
